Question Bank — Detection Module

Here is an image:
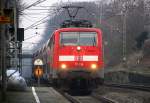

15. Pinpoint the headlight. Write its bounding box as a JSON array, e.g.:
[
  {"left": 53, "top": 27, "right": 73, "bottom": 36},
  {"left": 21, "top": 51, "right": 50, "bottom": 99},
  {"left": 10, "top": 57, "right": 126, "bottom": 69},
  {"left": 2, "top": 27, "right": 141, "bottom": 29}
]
[
  {"left": 61, "top": 64, "right": 67, "bottom": 70},
  {"left": 91, "top": 64, "right": 97, "bottom": 70}
]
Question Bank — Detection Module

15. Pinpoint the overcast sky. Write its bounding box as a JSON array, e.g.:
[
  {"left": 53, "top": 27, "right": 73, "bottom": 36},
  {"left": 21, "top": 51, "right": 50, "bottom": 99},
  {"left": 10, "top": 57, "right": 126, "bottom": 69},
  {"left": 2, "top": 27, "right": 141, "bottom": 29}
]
[{"left": 21, "top": 0, "right": 98, "bottom": 53}]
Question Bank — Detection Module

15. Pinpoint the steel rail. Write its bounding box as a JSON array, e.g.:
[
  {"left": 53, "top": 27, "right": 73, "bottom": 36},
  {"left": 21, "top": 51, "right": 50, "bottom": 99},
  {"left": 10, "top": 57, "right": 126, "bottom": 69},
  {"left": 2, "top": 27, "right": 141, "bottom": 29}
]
[
  {"left": 92, "top": 93, "right": 118, "bottom": 103},
  {"left": 61, "top": 91, "right": 118, "bottom": 103},
  {"left": 63, "top": 93, "right": 82, "bottom": 103},
  {"left": 104, "top": 83, "right": 150, "bottom": 92}
]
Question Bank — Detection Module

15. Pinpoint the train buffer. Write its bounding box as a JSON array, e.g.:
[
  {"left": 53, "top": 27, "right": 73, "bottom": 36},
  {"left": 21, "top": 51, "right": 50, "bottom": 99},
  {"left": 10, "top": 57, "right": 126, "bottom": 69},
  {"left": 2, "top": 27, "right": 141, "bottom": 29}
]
[{"left": 0, "top": 87, "right": 70, "bottom": 103}]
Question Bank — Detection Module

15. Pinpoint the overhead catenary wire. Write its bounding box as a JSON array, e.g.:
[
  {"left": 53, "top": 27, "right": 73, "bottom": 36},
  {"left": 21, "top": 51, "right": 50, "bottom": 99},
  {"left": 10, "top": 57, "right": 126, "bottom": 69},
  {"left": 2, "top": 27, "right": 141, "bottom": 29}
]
[
  {"left": 23, "top": 15, "right": 36, "bottom": 22},
  {"left": 23, "top": 41, "right": 46, "bottom": 44},
  {"left": 22, "top": 6, "right": 63, "bottom": 43},
  {"left": 24, "top": 14, "right": 51, "bottom": 31},
  {"left": 24, "top": 7, "right": 62, "bottom": 31},
  {"left": 24, "top": 23, "right": 58, "bottom": 41},
  {"left": 25, "top": 27, "right": 57, "bottom": 29},
  {"left": 24, "top": 33, "right": 40, "bottom": 40},
  {"left": 26, "top": 16, "right": 58, "bottom": 29},
  {"left": 23, "top": 26, "right": 57, "bottom": 41},
  {"left": 23, "top": 13, "right": 50, "bottom": 15},
  {"left": 21, "top": 12, "right": 45, "bottom": 18},
  {"left": 32, "top": 6, "right": 59, "bottom": 8},
  {"left": 22, "top": 8, "right": 59, "bottom": 13},
  {"left": 22, "top": 43, "right": 44, "bottom": 48},
  {"left": 24, "top": 9, "right": 51, "bottom": 10},
  {"left": 20, "top": 0, "right": 48, "bottom": 12},
  {"left": 22, "top": 1, "right": 67, "bottom": 53},
  {"left": 24, "top": 27, "right": 57, "bottom": 41},
  {"left": 27, "top": 21, "right": 58, "bottom": 29},
  {"left": 23, "top": 0, "right": 65, "bottom": 31}
]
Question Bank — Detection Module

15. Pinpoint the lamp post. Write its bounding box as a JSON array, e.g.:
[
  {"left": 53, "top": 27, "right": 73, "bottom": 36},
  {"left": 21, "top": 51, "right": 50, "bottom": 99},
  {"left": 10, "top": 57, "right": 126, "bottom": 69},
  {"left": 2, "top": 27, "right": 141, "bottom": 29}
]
[
  {"left": 0, "top": 0, "right": 7, "bottom": 101},
  {"left": 122, "top": 4, "right": 127, "bottom": 67},
  {"left": 14, "top": 0, "right": 18, "bottom": 71}
]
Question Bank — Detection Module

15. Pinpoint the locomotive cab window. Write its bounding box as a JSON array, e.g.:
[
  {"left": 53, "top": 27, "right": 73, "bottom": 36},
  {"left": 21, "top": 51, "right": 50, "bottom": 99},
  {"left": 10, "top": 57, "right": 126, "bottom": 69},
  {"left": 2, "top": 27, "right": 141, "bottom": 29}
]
[{"left": 60, "top": 32, "right": 97, "bottom": 46}]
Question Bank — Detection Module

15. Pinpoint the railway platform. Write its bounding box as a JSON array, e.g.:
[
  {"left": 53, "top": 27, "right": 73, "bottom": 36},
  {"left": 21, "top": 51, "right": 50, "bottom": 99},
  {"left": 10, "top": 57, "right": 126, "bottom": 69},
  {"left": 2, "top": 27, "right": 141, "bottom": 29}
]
[{"left": 0, "top": 87, "right": 70, "bottom": 103}]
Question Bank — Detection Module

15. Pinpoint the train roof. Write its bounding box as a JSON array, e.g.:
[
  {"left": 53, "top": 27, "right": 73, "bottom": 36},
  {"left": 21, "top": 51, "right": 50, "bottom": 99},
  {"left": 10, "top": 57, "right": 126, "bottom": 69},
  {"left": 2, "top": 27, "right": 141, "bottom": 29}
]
[{"left": 55, "top": 27, "right": 102, "bottom": 33}]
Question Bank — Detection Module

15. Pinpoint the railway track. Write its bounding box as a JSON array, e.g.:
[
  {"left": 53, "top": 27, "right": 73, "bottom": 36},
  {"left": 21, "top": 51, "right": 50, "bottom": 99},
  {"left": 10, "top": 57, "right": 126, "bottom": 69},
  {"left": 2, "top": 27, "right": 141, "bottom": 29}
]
[
  {"left": 63, "top": 92, "right": 118, "bottom": 103},
  {"left": 104, "top": 83, "right": 150, "bottom": 92},
  {"left": 61, "top": 83, "right": 150, "bottom": 103},
  {"left": 53, "top": 83, "right": 146, "bottom": 103}
]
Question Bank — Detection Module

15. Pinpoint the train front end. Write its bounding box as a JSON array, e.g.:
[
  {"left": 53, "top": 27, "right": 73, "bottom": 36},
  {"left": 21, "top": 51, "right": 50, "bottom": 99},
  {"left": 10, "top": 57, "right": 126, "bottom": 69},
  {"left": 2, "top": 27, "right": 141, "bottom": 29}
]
[{"left": 55, "top": 28, "right": 104, "bottom": 89}]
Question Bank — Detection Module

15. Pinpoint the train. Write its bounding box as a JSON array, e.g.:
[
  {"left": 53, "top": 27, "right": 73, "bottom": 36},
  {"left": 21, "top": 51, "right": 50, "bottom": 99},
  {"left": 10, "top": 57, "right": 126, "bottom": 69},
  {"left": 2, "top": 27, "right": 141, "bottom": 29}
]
[{"left": 32, "top": 19, "right": 104, "bottom": 91}]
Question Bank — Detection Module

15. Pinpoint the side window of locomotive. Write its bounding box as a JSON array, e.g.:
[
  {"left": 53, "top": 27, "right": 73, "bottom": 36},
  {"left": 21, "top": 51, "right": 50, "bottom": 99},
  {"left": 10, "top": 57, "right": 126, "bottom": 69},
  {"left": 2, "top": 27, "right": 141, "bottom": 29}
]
[
  {"left": 60, "top": 32, "right": 78, "bottom": 46},
  {"left": 52, "top": 35, "right": 55, "bottom": 45},
  {"left": 79, "top": 32, "right": 97, "bottom": 46},
  {"left": 48, "top": 40, "right": 51, "bottom": 49}
]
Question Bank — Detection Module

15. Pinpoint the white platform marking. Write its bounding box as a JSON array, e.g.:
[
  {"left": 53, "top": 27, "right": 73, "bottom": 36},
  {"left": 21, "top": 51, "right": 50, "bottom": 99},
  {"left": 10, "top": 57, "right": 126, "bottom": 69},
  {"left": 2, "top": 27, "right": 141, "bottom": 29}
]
[{"left": 32, "top": 87, "right": 40, "bottom": 103}]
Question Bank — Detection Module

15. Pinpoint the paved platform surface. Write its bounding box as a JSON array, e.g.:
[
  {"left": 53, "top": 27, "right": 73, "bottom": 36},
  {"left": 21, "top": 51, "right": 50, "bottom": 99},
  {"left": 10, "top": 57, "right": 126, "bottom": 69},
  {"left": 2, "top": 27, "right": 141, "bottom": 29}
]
[
  {"left": 0, "top": 87, "right": 70, "bottom": 103},
  {"left": 35, "top": 87, "right": 70, "bottom": 103}
]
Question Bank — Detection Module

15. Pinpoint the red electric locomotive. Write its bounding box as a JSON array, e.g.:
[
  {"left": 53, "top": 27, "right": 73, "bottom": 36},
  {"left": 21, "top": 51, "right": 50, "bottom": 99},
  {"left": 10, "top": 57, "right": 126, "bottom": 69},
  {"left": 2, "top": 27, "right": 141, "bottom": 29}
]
[
  {"left": 50, "top": 27, "right": 104, "bottom": 87},
  {"left": 33, "top": 25, "right": 104, "bottom": 89}
]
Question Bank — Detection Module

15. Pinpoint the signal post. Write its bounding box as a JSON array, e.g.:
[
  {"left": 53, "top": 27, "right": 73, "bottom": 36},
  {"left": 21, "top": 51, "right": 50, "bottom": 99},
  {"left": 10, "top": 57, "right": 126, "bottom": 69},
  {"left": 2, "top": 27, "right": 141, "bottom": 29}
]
[{"left": 34, "top": 59, "right": 43, "bottom": 86}]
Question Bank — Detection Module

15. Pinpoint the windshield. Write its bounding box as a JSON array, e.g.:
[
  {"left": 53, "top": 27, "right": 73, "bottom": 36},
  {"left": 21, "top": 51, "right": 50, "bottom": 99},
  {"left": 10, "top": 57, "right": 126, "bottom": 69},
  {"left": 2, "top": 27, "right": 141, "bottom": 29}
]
[{"left": 60, "top": 32, "right": 97, "bottom": 46}]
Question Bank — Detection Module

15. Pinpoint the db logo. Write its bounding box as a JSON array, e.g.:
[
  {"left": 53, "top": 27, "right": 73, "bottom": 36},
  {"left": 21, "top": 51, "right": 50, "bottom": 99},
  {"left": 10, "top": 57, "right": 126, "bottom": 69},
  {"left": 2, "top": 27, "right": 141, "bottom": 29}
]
[{"left": 75, "top": 56, "right": 83, "bottom": 61}]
